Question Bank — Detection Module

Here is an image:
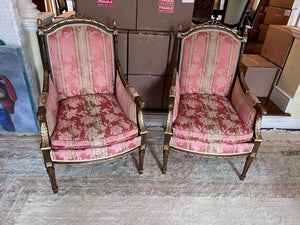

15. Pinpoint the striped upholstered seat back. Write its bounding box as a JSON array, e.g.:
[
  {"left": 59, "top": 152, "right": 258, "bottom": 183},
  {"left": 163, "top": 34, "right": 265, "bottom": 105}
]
[
  {"left": 179, "top": 28, "right": 241, "bottom": 96},
  {"left": 46, "top": 24, "right": 115, "bottom": 100}
]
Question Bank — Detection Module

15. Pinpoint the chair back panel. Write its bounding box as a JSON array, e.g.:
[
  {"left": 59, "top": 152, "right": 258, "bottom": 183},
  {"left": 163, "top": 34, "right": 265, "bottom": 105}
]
[
  {"left": 179, "top": 29, "right": 241, "bottom": 96},
  {"left": 46, "top": 24, "right": 114, "bottom": 100}
]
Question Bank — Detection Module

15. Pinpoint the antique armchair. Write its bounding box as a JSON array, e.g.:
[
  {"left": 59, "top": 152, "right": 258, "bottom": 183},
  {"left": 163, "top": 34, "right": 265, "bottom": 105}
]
[
  {"left": 37, "top": 15, "right": 147, "bottom": 193},
  {"left": 163, "top": 21, "right": 266, "bottom": 180}
]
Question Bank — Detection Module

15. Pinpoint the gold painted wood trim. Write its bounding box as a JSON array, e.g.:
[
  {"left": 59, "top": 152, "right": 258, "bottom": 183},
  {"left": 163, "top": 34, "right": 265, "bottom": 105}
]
[
  {"left": 169, "top": 146, "right": 251, "bottom": 159},
  {"left": 181, "top": 20, "right": 243, "bottom": 42}
]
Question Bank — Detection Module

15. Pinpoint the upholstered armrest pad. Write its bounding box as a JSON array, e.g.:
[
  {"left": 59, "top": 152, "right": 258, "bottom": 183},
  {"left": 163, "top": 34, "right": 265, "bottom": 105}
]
[
  {"left": 38, "top": 78, "right": 58, "bottom": 135},
  {"left": 116, "top": 72, "right": 137, "bottom": 124},
  {"left": 172, "top": 72, "right": 180, "bottom": 122},
  {"left": 231, "top": 77, "right": 256, "bottom": 128}
]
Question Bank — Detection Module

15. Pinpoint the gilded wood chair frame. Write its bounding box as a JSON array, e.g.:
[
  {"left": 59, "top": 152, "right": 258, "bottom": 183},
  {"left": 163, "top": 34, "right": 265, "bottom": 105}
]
[
  {"left": 37, "top": 14, "right": 147, "bottom": 193},
  {"left": 163, "top": 21, "right": 266, "bottom": 180}
]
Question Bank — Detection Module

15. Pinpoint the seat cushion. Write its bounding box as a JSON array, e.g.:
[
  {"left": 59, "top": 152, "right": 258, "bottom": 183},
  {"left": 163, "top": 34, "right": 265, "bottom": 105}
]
[
  {"left": 51, "top": 136, "right": 141, "bottom": 162},
  {"left": 51, "top": 94, "right": 139, "bottom": 150},
  {"left": 173, "top": 94, "right": 253, "bottom": 144},
  {"left": 170, "top": 136, "right": 254, "bottom": 155}
]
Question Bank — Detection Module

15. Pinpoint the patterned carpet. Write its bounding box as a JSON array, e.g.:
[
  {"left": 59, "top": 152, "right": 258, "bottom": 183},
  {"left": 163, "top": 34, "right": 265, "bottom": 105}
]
[{"left": 0, "top": 129, "right": 300, "bottom": 224}]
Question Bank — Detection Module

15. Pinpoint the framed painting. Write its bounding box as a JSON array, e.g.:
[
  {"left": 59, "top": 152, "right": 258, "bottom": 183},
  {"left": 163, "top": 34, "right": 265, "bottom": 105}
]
[{"left": 0, "top": 45, "right": 38, "bottom": 133}]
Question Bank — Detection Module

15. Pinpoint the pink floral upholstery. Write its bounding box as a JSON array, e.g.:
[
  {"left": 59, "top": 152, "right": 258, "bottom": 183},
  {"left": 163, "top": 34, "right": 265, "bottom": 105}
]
[
  {"left": 51, "top": 136, "right": 141, "bottom": 161},
  {"left": 116, "top": 72, "right": 137, "bottom": 123},
  {"left": 38, "top": 78, "right": 58, "bottom": 135},
  {"left": 47, "top": 24, "right": 114, "bottom": 100},
  {"left": 51, "top": 94, "right": 139, "bottom": 151},
  {"left": 231, "top": 78, "right": 256, "bottom": 128},
  {"left": 170, "top": 136, "right": 253, "bottom": 155},
  {"left": 173, "top": 94, "right": 253, "bottom": 145},
  {"left": 179, "top": 30, "right": 241, "bottom": 96}
]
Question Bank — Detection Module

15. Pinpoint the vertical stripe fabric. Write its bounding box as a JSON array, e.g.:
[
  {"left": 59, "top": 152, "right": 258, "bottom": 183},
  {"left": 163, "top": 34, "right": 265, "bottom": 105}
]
[
  {"left": 179, "top": 30, "right": 241, "bottom": 96},
  {"left": 115, "top": 72, "right": 137, "bottom": 124},
  {"left": 47, "top": 24, "right": 114, "bottom": 100},
  {"left": 231, "top": 77, "right": 256, "bottom": 128}
]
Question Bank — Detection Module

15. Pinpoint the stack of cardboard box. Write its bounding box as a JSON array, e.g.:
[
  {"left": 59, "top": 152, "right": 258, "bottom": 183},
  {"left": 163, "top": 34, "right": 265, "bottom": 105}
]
[
  {"left": 76, "top": 0, "right": 194, "bottom": 110},
  {"left": 258, "top": 0, "right": 294, "bottom": 41},
  {"left": 249, "top": 0, "right": 294, "bottom": 42},
  {"left": 242, "top": 25, "right": 295, "bottom": 98}
]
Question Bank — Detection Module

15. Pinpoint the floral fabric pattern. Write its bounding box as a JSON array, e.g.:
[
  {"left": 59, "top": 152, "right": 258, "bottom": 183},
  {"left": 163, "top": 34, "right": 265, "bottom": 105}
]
[
  {"left": 47, "top": 24, "right": 114, "bottom": 100},
  {"left": 51, "top": 94, "right": 138, "bottom": 150},
  {"left": 173, "top": 94, "right": 253, "bottom": 144},
  {"left": 179, "top": 30, "right": 240, "bottom": 96},
  {"left": 231, "top": 78, "right": 256, "bottom": 128},
  {"left": 170, "top": 136, "right": 253, "bottom": 155},
  {"left": 51, "top": 136, "right": 141, "bottom": 162}
]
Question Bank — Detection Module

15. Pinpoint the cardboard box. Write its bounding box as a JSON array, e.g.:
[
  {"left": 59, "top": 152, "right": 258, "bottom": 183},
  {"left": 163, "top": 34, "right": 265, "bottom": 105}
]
[
  {"left": 117, "top": 30, "right": 128, "bottom": 74},
  {"left": 162, "top": 75, "right": 172, "bottom": 109},
  {"left": 263, "top": 6, "right": 291, "bottom": 25},
  {"left": 76, "top": 0, "right": 137, "bottom": 29},
  {"left": 253, "top": 5, "right": 267, "bottom": 24},
  {"left": 242, "top": 54, "right": 280, "bottom": 97},
  {"left": 258, "top": 24, "right": 269, "bottom": 42},
  {"left": 245, "top": 41, "right": 264, "bottom": 55},
  {"left": 249, "top": 23, "right": 262, "bottom": 41},
  {"left": 167, "top": 32, "right": 177, "bottom": 75},
  {"left": 261, "top": 25, "right": 294, "bottom": 67},
  {"left": 128, "top": 74, "right": 165, "bottom": 109},
  {"left": 128, "top": 31, "right": 170, "bottom": 75},
  {"left": 269, "top": 0, "right": 295, "bottom": 9},
  {"left": 136, "top": 0, "right": 194, "bottom": 31}
]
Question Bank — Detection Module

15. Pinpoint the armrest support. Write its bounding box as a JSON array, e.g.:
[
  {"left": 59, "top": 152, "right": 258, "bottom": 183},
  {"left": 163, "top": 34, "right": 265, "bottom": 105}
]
[
  {"left": 116, "top": 60, "right": 147, "bottom": 135},
  {"left": 165, "top": 69, "right": 180, "bottom": 135},
  {"left": 233, "top": 68, "right": 267, "bottom": 141},
  {"left": 37, "top": 74, "right": 58, "bottom": 137}
]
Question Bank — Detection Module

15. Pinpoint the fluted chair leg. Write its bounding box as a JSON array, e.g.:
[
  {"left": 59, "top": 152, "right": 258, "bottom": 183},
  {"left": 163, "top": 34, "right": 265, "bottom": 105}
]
[
  {"left": 138, "top": 147, "right": 145, "bottom": 174},
  {"left": 240, "top": 154, "right": 255, "bottom": 180},
  {"left": 162, "top": 148, "right": 169, "bottom": 174},
  {"left": 240, "top": 141, "right": 262, "bottom": 180},
  {"left": 162, "top": 133, "right": 171, "bottom": 174},
  {"left": 46, "top": 165, "right": 58, "bottom": 193}
]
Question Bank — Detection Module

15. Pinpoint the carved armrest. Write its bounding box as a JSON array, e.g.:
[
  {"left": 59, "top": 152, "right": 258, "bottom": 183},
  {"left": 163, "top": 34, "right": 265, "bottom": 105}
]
[
  {"left": 165, "top": 69, "right": 180, "bottom": 135},
  {"left": 232, "top": 68, "right": 267, "bottom": 141},
  {"left": 37, "top": 76, "right": 58, "bottom": 138}
]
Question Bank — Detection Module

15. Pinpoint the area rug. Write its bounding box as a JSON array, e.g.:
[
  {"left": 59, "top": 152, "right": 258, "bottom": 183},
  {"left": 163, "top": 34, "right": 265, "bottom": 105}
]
[{"left": 0, "top": 129, "right": 300, "bottom": 224}]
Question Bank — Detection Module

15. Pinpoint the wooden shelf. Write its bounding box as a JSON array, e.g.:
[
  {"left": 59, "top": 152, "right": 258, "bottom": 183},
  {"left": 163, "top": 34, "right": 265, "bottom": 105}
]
[{"left": 259, "top": 97, "right": 290, "bottom": 116}]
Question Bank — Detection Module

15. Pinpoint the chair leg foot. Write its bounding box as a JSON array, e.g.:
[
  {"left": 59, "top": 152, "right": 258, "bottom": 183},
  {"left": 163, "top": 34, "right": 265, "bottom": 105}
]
[
  {"left": 138, "top": 147, "right": 145, "bottom": 175},
  {"left": 46, "top": 166, "right": 58, "bottom": 193},
  {"left": 162, "top": 149, "right": 169, "bottom": 174},
  {"left": 240, "top": 155, "right": 255, "bottom": 181}
]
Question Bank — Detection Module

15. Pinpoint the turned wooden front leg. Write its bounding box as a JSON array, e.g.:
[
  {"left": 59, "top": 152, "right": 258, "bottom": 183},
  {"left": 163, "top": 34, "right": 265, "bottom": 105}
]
[
  {"left": 138, "top": 133, "right": 147, "bottom": 174},
  {"left": 46, "top": 162, "right": 58, "bottom": 193},
  {"left": 138, "top": 146, "right": 146, "bottom": 174},
  {"left": 240, "top": 141, "right": 261, "bottom": 180},
  {"left": 162, "top": 133, "right": 171, "bottom": 174},
  {"left": 42, "top": 149, "right": 58, "bottom": 193}
]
